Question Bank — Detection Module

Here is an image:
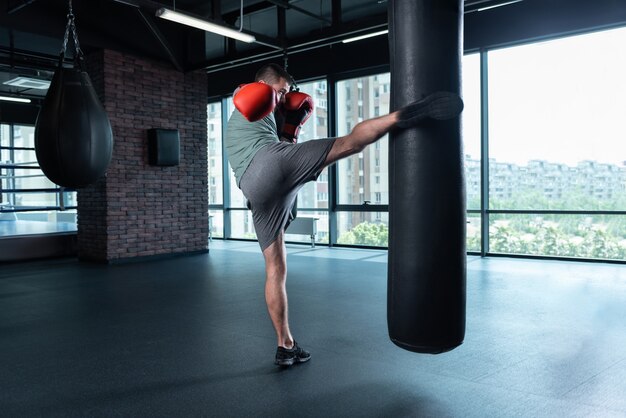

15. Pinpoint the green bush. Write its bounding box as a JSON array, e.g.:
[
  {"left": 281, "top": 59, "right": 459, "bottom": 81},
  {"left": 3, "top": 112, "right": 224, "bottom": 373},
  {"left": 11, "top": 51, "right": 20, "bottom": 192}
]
[
  {"left": 338, "top": 222, "right": 388, "bottom": 247},
  {"left": 488, "top": 216, "right": 625, "bottom": 260}
]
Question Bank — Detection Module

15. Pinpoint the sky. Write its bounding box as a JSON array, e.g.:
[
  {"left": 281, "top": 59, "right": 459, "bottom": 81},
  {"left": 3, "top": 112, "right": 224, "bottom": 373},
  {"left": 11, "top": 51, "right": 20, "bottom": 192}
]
[{"left": 462, "top": 26, "right": 626, "bottom": 167}]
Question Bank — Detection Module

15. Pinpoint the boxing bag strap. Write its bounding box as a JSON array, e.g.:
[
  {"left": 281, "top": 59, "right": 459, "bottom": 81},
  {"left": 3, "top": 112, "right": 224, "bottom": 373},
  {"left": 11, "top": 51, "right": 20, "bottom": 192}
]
[{"left": 58, "top": 0, "right": 85, "bottom": 70}]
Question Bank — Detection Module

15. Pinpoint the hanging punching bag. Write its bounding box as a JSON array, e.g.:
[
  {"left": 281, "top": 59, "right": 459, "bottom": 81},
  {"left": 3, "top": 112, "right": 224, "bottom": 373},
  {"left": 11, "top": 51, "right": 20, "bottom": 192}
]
[
  {"left": 35, "top": 1, "right": 113, "bottom": 189},
  {"left": 387, "top": 0, "right": 466, "bottom": 353}
]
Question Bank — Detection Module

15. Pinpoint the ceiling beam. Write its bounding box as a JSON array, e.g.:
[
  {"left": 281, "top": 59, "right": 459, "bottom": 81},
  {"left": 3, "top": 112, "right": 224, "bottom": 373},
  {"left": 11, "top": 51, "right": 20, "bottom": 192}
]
[
  {"left": 193, "top": 15, "right": 388, "bottom": 74},
  {"left": 332, "top": 0, "right": 342, "bottom": 26},
  {"left": 267, "top": 0, "right": 331, "bottom": 25},
  {"left": 7, "top": 0, "right": 39, "bottom": 14},
  {"left": 211, "top": 0, "right": 221, "bottom": 21},
  {"left": 108, "top": 0, "right": 283, "bottom": 51},
  {"left": 221, "top": 1, "right": 275, "bottom": 23},
  {"left": 277, "top": 4, "right": 286, "bottom": 46},
  {"left": 135, "top": 8, "right": 184, "bottom": 72},
  {"left": 0, "top": 47, "right": 62, "bottom": 72}
]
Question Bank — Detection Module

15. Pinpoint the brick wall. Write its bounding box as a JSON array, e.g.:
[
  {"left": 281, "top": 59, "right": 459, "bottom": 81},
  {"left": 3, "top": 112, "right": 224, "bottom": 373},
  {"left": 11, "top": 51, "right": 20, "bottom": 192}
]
[{"left": 78, "top": 49, "right": 208, "bottom": 262}]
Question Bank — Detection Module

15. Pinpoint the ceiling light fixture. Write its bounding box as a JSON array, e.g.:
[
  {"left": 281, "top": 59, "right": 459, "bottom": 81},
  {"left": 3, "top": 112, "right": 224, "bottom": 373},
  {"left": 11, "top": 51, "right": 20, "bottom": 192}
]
[
  {"left": 342, "top": 29, "right": 389, "bottom": 44},
  {"left": 155, "top": 8, "right": 256, "bottom": 43},
  {"left": 0, "top": 96, "right": 32, "bottom": 103},
  {"left": 3, "top": 77, "right": 51, "bottom": 90}
]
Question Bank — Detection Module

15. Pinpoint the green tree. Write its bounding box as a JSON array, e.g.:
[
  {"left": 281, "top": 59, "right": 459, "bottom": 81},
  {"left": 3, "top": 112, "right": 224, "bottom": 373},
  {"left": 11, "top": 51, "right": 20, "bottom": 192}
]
[{"left": 338, "top": 222, "right": 388, "bottom": 247}]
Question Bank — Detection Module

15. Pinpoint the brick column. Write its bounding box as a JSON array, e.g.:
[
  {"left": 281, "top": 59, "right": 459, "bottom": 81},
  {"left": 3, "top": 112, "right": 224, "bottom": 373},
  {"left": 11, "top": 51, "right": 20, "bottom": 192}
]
[{"left": 78, "top": 50, "right": 208, "bottom": 262}]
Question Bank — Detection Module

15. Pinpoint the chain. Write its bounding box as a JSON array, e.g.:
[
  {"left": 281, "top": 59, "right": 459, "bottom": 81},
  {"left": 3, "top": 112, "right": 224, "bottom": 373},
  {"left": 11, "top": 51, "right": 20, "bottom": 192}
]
[
  {"left": 282, "top": 51, "right": 299, "bottom": 92},
  {"left": 60, "top": 0, "right": 84, "bottom": 63}
]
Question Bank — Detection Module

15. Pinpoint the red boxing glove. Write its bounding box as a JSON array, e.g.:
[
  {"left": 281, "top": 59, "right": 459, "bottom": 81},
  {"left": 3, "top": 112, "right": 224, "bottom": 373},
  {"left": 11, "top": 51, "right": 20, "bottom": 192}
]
[
  {"left": 233, "top": 82, "right": 278, "bottom": 122},
  {"left": 278, "top": 91, "right": 314, "bottom": 143}
]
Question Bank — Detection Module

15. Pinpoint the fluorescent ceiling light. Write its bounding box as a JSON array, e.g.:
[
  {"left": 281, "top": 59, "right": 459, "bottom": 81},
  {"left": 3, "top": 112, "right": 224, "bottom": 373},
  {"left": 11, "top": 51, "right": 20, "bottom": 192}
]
[
  {"left": 156, "top": 8, "right": 256, "bottom": 43},
  {"left": 477, "top": 0, "right": 523, "bottom": 12},
  {"left": 3, "top": 77, "right": 50, "bottom": 90},
  {"left": 0, "top": 96, "right": 31, "bottom": 103},
  {"left": 342, "top": 29, "right": 389, "bottom": 44}
]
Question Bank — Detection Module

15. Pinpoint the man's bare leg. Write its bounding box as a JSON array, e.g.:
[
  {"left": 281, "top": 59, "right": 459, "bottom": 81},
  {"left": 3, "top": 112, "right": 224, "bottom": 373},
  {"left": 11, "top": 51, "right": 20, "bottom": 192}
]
[
  {"left": 323, "top": 112, "right": 400, "bottom": 168},
  {"left": 324, "top": 91, "right": 463, "bottom": 167},
  {"left": 262, "top": 231, "right": 294, "bottom": 348}
]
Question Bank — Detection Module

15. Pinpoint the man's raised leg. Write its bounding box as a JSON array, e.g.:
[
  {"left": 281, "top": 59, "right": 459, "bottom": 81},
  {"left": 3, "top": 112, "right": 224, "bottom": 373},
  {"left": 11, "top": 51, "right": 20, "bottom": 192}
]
[
  {"left": 323, "top": 92, "right": 463, "bottom": 168},
  {"left": 323, "top": 112, "right": 399, "bottom": 168}
]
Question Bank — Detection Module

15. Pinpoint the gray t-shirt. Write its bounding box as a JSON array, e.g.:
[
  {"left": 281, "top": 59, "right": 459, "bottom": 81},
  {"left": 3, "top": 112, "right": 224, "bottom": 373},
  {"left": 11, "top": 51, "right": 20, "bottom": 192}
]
[{"left": 225, "top": 108, "right": 279, "bottom": 186}]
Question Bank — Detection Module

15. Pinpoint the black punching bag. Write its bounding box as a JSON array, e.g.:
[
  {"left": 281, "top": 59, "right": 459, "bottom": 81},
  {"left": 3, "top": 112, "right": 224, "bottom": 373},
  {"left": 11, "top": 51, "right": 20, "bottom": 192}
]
[
  {"left": 35, "top": 4, "right": 113, "bottom": 189},
  {"left": 387, "top": 0, "right": 466, "bottom": 353}
]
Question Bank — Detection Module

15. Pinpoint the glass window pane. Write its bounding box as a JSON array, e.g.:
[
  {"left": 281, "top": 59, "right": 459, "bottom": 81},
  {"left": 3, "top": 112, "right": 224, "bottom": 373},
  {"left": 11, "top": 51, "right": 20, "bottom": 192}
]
[
  {"left": 14, "top": 168, "right": 56, "bottom": 190},
  {"left": 295, "top": 80, "right": 330, "bottom": 210},
  {"left": 337, "top": 211, "right": 388, "bottom": 247},
  {"left": 336, "top": 74, "right": 390, "bottom": 205},
  {"left": 207, "top": 101, "right": 223, "bottom": 205},
  {"left": 208, "top": 209, "right": 224, "bottom": 239},
  {"left": 229, "top": 210, "right": 256, "bottom": 240},
  {"left": 489, "top": 214, "right": 626, "bottom": 261},
  {"left": 10, "top": 126, "right": 56, "bottom": 189},
  {"left": 488, "top": 27, "right": 626, "bottom": 211},
  {"left": 467, "top": 214, "right": 481, "bottom": 252},
  {"left": 463, "top": 53, "right": 481, "bottom": 211},
  {"left": 225, "top": 97, "right": 248, "bottom": 209},
  {"left": 1, "top": 124, "right": 77, "bottom": 236},
  {"left": 7, "top": 191, "right": 56, "bottom": 208},
  {"left": 284, "top": 211, "right": 329, "bottom": 245},
  {"left": 1, "top": 210, "right": 76, "bottom": 236},
  {"left": 1, "top": 124, "right": 10, "bottom": 154},
  {"left": 63, "top": 191, "right": 77, "bottom": 207}
]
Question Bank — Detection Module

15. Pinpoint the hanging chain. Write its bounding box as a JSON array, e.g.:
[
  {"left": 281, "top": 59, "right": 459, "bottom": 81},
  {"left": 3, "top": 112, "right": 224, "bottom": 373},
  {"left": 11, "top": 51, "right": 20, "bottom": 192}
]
[
  {"left": 282, "top": 52, "right": 299, "bottom": 92},
  {"left": 60, "top": 0, "right": 74, "bottom": 55},
  {"left": 60, "top": 0, "right": 84, "bottom": 64}
]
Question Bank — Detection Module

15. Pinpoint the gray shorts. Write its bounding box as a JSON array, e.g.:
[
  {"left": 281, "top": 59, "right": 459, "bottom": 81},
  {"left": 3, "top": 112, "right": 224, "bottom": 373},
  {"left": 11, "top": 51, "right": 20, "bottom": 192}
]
[{"left": 239, "top": 138, "right": 336, "bottom": 251}]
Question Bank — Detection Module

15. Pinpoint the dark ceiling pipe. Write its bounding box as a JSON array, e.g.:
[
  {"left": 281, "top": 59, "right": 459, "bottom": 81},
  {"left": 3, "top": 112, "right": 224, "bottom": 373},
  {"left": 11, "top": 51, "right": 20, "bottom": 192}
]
[
  {"left": 221, "top": 1, "right": 274, "bottom": 22},
  {"left": 267, "top": 0, "right": 331, "bottom": 25},
  {"left": 7, "top": 0, "right": 39, "bottom": 14},
  {"left": 200, "top": 21, "right": 388, "bottom": 73},
  {"left": 136, "top": 8, "right": 184, "bottom": 72},
  {"left": 0, "top": 47, "right": 65, "bottom": 71},
  {"left": 211, "top": 0, "right": 221, "bottom": 21},
  {"left": 332, "top": 0, "right": 342, "bottom": 26}
]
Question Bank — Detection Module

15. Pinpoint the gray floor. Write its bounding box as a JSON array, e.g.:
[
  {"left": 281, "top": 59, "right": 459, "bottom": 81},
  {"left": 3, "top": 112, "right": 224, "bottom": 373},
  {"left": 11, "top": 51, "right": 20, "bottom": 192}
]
[{"left": 1, "top": 240, "right": 625, "bottom": 417}]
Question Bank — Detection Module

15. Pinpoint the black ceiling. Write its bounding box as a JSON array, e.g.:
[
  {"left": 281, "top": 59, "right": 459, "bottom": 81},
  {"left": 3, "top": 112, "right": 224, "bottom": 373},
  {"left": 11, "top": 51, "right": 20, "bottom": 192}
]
[
  {"left": 1, "top": 0, "right": 626, "bottom": 102},
  {"left": 0, "top": 0, "right": 391, "bottom": 101}
]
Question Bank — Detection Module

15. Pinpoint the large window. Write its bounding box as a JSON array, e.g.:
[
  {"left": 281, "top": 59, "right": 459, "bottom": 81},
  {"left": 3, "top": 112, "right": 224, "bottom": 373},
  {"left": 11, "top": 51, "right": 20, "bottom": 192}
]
[
  {"left": 207, "top": 102, "right": 224, "bottom": 238},
  {"left": 207, "top": 102, "right": 223, "bottom": 206},
  {"left": 0, "top": 124, "right": 77, "bottom": 236},
  {"left": 206, "top": 25, "right": 626, "bottom": 262},
  {"left": 224, "top": 97, "right": 256, "bottom": 240},
  {"left": 336, "top": 74, "right": 390, "bottom": 205},
  {"left": 487, "top": 26, "right": 626, "bottom": 260},
  {"left": 463, "top": 53, "right": 482, "bottom": 252},
  {"left": 292, "top": 80, "right": 330, "bottom": 244},
  {"left": 337, "top": 211, "right": 389, "bottom": 247},
  {"left": 215, "top": 80, "right": 330, "bottom": 244},
  {"left": 335, "top": 74, "right": 390, "bottom": 247}
]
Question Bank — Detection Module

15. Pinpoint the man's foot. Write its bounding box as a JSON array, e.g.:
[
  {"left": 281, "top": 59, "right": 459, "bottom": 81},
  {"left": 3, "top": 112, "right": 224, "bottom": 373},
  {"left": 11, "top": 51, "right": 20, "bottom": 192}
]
[
  {"left": 397, "top": 91, "right": 464, "bottom": 128},
  {"left": 275, "top": 341, "right": 311, "bottom": 366}
]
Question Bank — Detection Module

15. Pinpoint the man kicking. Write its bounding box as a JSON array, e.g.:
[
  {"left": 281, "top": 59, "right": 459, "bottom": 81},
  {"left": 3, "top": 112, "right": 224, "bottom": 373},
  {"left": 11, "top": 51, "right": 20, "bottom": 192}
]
[{"left": 225, "top": 63, "right": 463, "bottom": 366}]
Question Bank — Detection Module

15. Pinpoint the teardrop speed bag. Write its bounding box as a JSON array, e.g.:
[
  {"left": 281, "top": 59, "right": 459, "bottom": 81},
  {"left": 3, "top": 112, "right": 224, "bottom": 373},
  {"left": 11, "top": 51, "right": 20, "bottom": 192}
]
[{"left": 35, "top": 67, "right": 113, "bottom": 188}]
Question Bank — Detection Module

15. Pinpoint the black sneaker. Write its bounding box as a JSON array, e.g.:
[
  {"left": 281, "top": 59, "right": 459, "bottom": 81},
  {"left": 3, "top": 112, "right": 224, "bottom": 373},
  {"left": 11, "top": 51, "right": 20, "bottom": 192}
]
[
  {"left": 397, "top": 91, "right": 464, "bottom": 128},
  {"left": 275, "top": 342, "right": 311, "bottom": 366}
]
